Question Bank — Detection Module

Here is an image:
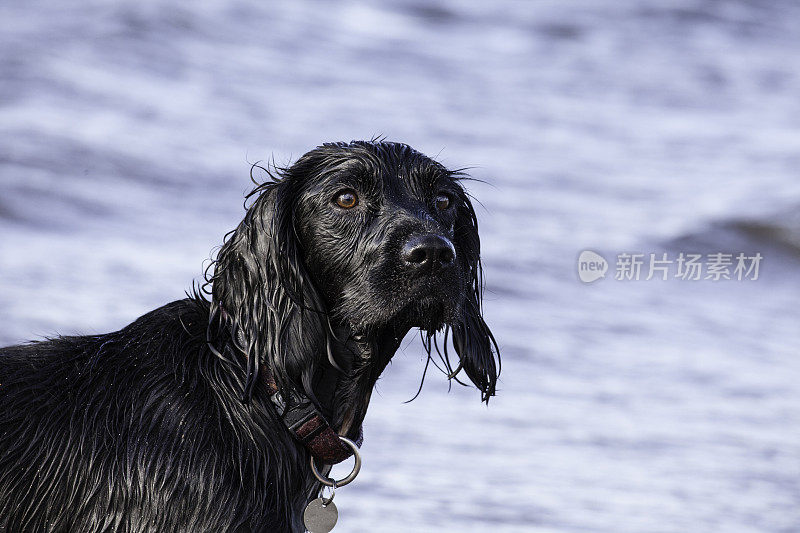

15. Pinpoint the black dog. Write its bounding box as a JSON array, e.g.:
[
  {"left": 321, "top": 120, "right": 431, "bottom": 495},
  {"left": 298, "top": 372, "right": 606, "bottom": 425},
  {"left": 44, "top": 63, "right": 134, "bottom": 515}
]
[{"left": 0, "top": 141, "right": 499, "bottom": 532}]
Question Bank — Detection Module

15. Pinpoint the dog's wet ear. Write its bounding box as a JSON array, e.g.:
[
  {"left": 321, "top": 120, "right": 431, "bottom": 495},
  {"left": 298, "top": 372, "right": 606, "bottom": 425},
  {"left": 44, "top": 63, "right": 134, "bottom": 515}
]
[
  {"left": 450, "top": 185, "right": 500, "bottom": 402},
  {"left": 209, "top": 175, "right": 326, "bottom": 403}
]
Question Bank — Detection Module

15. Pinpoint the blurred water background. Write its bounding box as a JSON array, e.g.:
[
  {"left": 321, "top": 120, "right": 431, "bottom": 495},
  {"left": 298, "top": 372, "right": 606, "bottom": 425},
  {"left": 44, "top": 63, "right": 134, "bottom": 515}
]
[{"left": 2, "top": 1, "right": 800, "bottom": 531}]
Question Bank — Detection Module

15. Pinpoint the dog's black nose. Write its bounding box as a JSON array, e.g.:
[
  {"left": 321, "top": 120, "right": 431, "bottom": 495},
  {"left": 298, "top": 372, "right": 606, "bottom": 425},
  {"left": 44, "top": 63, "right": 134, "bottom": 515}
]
[{"left": 401, "top": 234, "right": 456, "bottom": 269}]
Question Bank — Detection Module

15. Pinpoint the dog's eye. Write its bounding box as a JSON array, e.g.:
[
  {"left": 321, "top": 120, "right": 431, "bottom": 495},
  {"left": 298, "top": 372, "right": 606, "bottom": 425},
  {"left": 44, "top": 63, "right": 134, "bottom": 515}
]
[
  {"left": 334, "top": 189, "right": 358, "bottom": 209},
  {"left": 435, "top": 193, "right": 451, "bottom": 211}
]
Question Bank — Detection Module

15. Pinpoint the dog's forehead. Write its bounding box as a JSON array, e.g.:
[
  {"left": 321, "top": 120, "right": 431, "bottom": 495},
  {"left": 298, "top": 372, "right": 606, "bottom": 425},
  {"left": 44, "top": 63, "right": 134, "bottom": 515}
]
[{"left": 301, "top": 147, "right": 451, "bottom": 197}]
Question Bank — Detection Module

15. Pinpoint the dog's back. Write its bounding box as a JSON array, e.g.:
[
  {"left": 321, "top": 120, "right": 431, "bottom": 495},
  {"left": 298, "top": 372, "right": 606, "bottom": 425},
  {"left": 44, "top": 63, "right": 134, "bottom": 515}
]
[{"left": 0, "top": 299, "right": 310, "bottom": 532}]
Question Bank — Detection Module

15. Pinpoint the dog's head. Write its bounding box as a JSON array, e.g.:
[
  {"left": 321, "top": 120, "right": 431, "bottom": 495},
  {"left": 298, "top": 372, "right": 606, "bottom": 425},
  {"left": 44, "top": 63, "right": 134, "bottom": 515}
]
[{"left": 208, "top": 141, "right": 499, "bottom": 441}]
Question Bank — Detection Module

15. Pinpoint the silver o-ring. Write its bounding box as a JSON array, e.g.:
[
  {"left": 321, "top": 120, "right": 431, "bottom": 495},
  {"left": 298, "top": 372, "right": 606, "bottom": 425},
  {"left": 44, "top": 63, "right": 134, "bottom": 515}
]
[{"left": 310, "top": 437, "right": 362, "bottom": 487}]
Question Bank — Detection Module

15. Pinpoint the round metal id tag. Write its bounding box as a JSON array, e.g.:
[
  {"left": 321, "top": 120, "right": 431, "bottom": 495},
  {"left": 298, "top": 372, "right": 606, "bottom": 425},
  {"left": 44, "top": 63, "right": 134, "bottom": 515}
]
[
  {"left": 304, "top": 436, "right": 361, "bottom": 532},
  {"left": 303, "top": 497, "right": 338, "bottom": 533}
]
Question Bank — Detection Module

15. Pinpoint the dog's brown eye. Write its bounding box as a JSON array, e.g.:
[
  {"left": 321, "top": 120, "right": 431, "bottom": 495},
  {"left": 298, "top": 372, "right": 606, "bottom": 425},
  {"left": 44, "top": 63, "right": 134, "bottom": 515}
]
[
  {"left": 335, "top": 190, "right": 358, "bottom": 209},
  {"left": 435, "top": 193, "right": 451, "bottom": 211}
]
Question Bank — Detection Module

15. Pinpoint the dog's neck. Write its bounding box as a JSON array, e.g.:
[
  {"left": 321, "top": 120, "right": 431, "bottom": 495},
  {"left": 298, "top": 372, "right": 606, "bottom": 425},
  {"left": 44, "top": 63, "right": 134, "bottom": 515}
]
[
  {"left": 224, "top": 312, "right": 410, "bottom": 464},
  {"left": 325, "top": 322, "right": 407, "bottom": 441},
  {"left": 216, "top": 298, "right": 413, "bottom": 462},
  {"left": 322, "top": 322, "right": 408, "bottom": 420}
]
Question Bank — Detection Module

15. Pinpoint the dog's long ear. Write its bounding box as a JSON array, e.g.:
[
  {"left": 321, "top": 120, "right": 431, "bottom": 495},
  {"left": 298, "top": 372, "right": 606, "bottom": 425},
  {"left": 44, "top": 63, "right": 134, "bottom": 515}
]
[
  {"left": 450, "top": 185, "right": 500, "bottom": 402},
  {"left": 208, "top": 175, "right": 327, "bottom": 403}
]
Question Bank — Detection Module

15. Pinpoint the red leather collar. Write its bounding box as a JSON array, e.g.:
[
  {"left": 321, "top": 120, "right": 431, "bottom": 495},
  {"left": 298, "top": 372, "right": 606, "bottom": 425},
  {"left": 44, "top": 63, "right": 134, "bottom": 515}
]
[{"left": 260, "top": 370, "right": 362, "bottom": 465}]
